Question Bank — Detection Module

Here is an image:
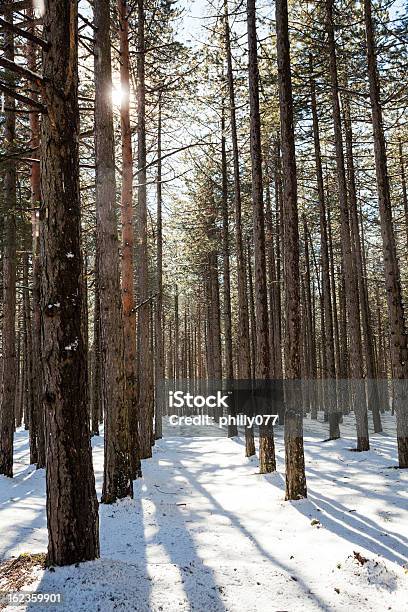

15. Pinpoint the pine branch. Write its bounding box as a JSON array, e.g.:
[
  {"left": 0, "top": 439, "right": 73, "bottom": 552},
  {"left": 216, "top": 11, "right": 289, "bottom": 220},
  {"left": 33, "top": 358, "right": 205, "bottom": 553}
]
[
  {"left": 0, "top": 1, "right": 31, "bottom": 13},
  {"left": 0, "top": 16, "right": 50, "bottom": 50},
  {"left": 0, "top": 56, "right": 44, "bottom": 85},
  {"left": 0, "top": 81, "right": 46, "bottom": 112}
]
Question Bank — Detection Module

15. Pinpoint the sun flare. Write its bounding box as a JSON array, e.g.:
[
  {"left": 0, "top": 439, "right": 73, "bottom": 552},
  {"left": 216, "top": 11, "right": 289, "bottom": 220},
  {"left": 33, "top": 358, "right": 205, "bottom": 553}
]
[{"left": 111, "top": 86, "right": 125, "bottom": 106}]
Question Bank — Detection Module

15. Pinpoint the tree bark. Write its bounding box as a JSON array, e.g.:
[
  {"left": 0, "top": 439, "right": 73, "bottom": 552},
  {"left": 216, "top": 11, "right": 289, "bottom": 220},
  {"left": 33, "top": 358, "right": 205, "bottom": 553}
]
[
  {"left": 364, "top": 0, "right": 408, "bottom": 466},
  {"left": 247, "top": 240, "right": 257, "bottom": 381},
  {"left": 26, "top": 9, "right": 42, "bottom": 459},
  {"left": 22, "top": 252, "right": 36, "bottom": 463},
  {"left": 90, "top": 249, "right": 101, "bottom": 437},
  {"left": 155, "top": 97, "right": 164, "bottom": 440},
  {"left": 326, "top": 0, "right": 369, "bottom": 451},
  {"left": 273, "top": 146, "right": 286, "bottom": 425},
  {"left": 247, "top": 0, "right": 276, "bottom": 473},
  {"left": 310, "top": 65, "right": 339, "bottom": 439},
  {"left": 117, "top": 0, "right": 141, "bottom": 474},
  {"left": 204, "top": 193, "right": 222, "bottom": 385},
  {"left": 0, "top": 1, "right": 17, "bottom": 478},
  {"left": 398, "top": 137, "right": 408, "bottom": 254},
  {"left": 40, "top": 0, "right": 99, "bottom": 565},
  {"left": 221, "top": 107, "right": 237, "bottom": 436},
  {"left": 276, "top": 0, "right": 307, "bottom": 499},
  {"left": 94, "top": 0, "right": 133, "bottom": 502},
  {"left": 343, "top": 94, "right": 382, "bottom": 433},
  {"left": 27, "top": 16, "right": 45, "bottom": 464},
  {"left": 136, "top": 0, "right": 154, "bottom": 459},
  {"left": 223, "top": 0, "right": 254, "bottom": 456}
]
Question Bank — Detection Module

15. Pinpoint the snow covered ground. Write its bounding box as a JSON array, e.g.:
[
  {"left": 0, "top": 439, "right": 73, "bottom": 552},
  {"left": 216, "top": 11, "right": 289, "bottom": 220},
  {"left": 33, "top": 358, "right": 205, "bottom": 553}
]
[{"left": 0, "top": 414, "right": 407, "bottom": 611}]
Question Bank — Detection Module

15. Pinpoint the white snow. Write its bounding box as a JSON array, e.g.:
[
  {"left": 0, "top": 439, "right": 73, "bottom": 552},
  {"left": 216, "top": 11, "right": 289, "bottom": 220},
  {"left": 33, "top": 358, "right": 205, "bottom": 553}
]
[
  {"left": 64, "top": 339, "right": 78, "bottom": 352},
  {"left": 0, "top": 414, "right": 407, "bottom": 611}
]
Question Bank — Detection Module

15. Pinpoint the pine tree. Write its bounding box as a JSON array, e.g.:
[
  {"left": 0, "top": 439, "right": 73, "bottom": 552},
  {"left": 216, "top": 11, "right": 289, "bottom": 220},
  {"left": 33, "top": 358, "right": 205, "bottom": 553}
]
[
  {"left": 40, "top": 0, "right": 99, "bottom": 565},
  {"left": 94, "top": 0, "right": 133, "bottom": 502},
  {"left": 276, "top": 0, "right": 307, "bottom": 499}
]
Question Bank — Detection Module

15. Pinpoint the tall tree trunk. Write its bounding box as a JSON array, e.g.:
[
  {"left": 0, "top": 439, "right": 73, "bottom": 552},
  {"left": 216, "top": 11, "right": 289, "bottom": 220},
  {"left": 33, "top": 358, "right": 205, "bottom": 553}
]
[
  {"left": 364, "top": 0, "right": 408, "bottom": 466},
  {"left": 265, "top": 174, "right": 283, "bottom": 382},
  {"left": 327, "top": 199, "right": 341, "bottom": 380},
  {"left": 136, "top": 0, "right": 153, "bottom": 459},
  {"left": 167, "top": 320, "right": 174, "bottom": 381},
  {"left": 309, "top": 65, "right": 339, "bottom": 439},
  {"left": 117, "top": 0, "right": 140, "bottom": 474},
  {"left": 376, "top": 283, "right": 390, "bottom": 412},
  {"left": 155, "top": 97, "right": 164, "bottom": 440},
  {"left": 398, "top": 137, "right": 408, "bottom": 253},
  {"left": 247, "top": 0, "right": 275, "bottom": 473},
  {"left": 22, "top": 252, "right": 36, "bottom": 463},
  {"left": 247, "top": 240, "right": 257, "bottom": 381},
  {"left": 343, "top": 94, "right": 382, "bottom": 433},
  {"left": 94, "top": 0, "right": 133, "bottom": 502},
  {"left": 174, "top": 289, "right": 180, "bottom": 381},
  {"left": 205, "top": 194, "right": 222, "bottom": 384},
  {"left": 40, "top": 0, "right": 99, "bottom": 565},
  {"left": 276, "top": 0, "right": 307, "bottom": 499},
  {"left": 15, "top": 296, "right": 23, "bottom": 429},
  {"left": 300, "top": 231, "right": 311, "bottom": 415},
  {"left": 0, "top": 2, "right": 17, "bottom": 478},
  {"left": 303, "top": 216, "right": 319, "bottom": 422},
  {"left": 196, "top": 299, "right": 203, "bottom": 382},
  {"left": 90, "top": 248, "right": 101, "bottom": 437},
  {"left": 221, "top": 107, "right": 237, "bottom": 436},
  {"left": 272, "top": 145, "right": 286, "bottom": 426},
  {"left": 338, "top": 261, "right": 350, "bottom": 399},
  {"left": 326, "top": 0, "right": 369, "bottom": 451},
  {"left": 27, "top": 2, "right": 45, "bottom": 470},
  {"left": 223, "top": 0, "right": 254, "bottom": 456}
]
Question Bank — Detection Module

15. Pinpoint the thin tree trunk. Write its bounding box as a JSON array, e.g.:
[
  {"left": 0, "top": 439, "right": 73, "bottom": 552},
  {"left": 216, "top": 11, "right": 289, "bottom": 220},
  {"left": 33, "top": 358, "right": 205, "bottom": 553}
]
[
  {"left": 247, "top": 0, "right": 276, "bottom": 473},
  {"left": 223, "top": 0, "right": 254, "bottom": 456},
  {"left": 276, "top": 0, "right": 307, "bottom": 499},
  {"left": 22, "top": 252, "right": 36, "bottom": 462},
  {"left": 327, "top": 199, "right": 341, "bottom": 380},
  {"left": 27, "top": 2, "right": 45, "bottom": 470},
  {"left": 221, "top": 106, "right": 237, "bottom": 436},
  {"left": 174, "top": 289, "right": 180, "bottom": 381},
  {"left": 272, "top": 145, "right": 286, "bottom": 426},
  {"left": 155, "top": 97, "right": 164, "bottom": 440},
  {"left": 205, "top": 194, "right": 222, "bottom": 384},
  {"left": 247, "top": 240, "right": 257, "bottom": 381},
  {"left": 343, "top": 94, "right": 382, "bottom": 433},
  {"left": 364, "top": 0, "right": 408, "bottom": 466},
  {"left": 398, "top": 137, "right": 408, "bottom": 253},
  {"left": 15, "top": 302, "right": 23, "bottom": 430},
  {"left": 326, "top": 0, "right": 369, "bottom": 451},
  {"left": 265, "top": 183, "right": 278, "bottom": 370},
  {"left": 309, "top": 65, "right": 339, "bottom": 439},
  {"left": 136, "top": 0, "right": 154, "bottom": 459},
  {"left": 118, "top": 0, "right": 141, "bottom": 474},
  {"left": 94, "top": 0, "right": 133, "bottom": 502},
  {"left": 90, "top": 249, "right": 101, "bottom": 437},
  {"left": 0, "top": 2, "right": 17, "bottom": 478}
]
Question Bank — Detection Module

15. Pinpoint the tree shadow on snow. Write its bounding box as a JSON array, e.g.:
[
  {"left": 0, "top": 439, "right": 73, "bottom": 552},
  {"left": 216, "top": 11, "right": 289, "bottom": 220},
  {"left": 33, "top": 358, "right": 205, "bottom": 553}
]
[
  {"left": 291, "top": 489, "right": 408, "bottom": 567},
  {"left": 156, "top": 440, "right": 329, "bottom": 611},
  {"left": 25, "top": 494, "right": 154, "bottom": 612}
]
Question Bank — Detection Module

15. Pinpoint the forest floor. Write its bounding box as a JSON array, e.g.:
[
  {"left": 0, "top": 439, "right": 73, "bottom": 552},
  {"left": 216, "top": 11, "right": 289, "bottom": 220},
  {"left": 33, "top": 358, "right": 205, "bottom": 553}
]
[{"left": 0, "top": 414, "right": 407, "bottom": 611}]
